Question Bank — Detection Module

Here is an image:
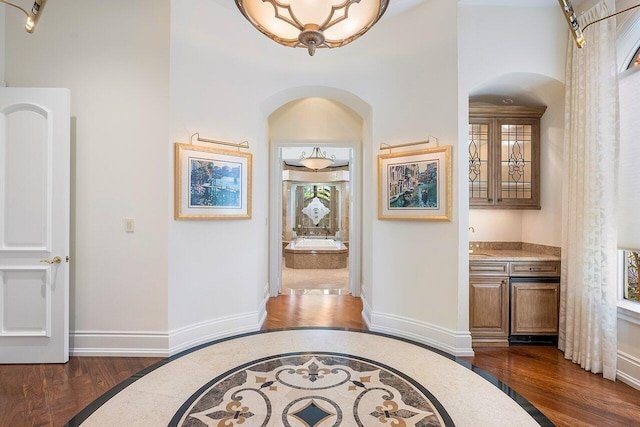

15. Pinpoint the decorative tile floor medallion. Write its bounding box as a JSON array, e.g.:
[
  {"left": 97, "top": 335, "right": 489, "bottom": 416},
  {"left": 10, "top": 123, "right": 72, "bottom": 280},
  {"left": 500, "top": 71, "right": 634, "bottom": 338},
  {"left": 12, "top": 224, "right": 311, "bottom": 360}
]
[{"left": 171, "top": 352, "right": 453, "bottom": 426}]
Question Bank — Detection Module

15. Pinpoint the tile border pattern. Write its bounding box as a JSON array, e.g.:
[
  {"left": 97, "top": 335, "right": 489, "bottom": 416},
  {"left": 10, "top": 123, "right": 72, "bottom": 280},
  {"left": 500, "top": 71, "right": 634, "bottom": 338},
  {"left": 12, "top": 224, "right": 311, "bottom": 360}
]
[
  {"left": 170, "top": 352, "right": 454, "bottom": 426},
  {"left": 64, "top": 328, "right": 553, "bottom": 427}
]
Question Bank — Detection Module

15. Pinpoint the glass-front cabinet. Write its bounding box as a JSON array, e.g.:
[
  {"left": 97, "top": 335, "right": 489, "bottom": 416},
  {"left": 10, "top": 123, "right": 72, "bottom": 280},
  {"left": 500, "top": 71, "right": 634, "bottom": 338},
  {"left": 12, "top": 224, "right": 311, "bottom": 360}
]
[{"left": 469, "top": 104, "right": 546, "bottom": 209}]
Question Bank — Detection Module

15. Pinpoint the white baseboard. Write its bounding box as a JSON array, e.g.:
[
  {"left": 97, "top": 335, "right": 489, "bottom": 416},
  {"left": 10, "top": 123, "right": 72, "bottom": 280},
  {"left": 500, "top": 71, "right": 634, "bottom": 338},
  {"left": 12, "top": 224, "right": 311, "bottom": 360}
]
[
  {"left": 168, "top": 312, "right": 261, "bottom": 355},
  {"left": 361, "top": 295, "right": 372, "bottom": 329},
  {"left": 71, "top": 312, "right": 263, "bottom": 357},
  {"left": 70, "top": 330, "right": 169, "bottom": 357},
  {"left": 258, "top": 284, "right": 270, "bottom": 328},
  {"left": 617, "top": 350, "right": 640, "bottom": 391},
  {"left": 369, "top": 310, "right": 474, "bottom": 357}
]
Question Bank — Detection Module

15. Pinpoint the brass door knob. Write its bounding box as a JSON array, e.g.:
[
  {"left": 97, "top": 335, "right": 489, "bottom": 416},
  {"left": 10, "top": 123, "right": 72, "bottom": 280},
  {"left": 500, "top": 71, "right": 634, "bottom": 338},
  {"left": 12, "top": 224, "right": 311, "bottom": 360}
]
[{"left": 40, "top": 256, "right": 62, "bottom": 264}]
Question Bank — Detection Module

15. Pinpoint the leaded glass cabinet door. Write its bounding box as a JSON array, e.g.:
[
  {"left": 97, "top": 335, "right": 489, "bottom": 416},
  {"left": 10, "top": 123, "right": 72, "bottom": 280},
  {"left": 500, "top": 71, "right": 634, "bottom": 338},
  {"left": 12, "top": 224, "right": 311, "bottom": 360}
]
[
  {"left": 496, "top": 118, "right": 540, "bottom": 209},
  {"left": 468, "top": 119, "right": 494, "bottom": 207},
  {"left": 469, "top": 104, "right": 544, "bottom": 209}
]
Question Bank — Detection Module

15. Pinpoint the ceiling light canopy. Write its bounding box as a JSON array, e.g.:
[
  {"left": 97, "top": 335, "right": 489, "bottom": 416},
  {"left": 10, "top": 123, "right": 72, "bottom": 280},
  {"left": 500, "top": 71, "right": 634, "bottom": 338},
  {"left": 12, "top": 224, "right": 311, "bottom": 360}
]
[
  {"left": 299, "top": 147, "right": 335, "bottom": 170},
  {"left": 234, "top": 0, "right": 389, "bottom": 56},
  {"left": 0, "top": 0, "right": 47, "bottom": 33}
]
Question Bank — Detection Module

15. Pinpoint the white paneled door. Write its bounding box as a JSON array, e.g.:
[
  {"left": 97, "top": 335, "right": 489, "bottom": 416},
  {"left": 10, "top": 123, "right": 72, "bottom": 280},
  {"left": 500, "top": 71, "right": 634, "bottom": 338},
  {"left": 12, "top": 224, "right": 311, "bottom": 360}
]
[{"left": 0, "top": 88, "right": 70, "bottom": 363}]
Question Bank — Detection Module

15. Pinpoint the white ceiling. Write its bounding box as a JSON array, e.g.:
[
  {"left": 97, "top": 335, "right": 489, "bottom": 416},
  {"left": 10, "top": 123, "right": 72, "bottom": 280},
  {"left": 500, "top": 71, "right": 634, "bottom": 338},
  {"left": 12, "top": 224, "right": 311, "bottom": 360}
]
[
  {"left": 221, "top": 1, "right": 575, "bottom": 21},
  {"left": 459, "top": 0, "right": 582, "bottom": 6}
]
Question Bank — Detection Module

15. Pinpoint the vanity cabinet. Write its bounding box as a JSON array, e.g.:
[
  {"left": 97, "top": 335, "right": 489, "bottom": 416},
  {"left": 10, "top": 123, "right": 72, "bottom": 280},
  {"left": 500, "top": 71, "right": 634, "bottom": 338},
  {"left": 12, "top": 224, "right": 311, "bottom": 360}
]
[
  {"left": 469, "top": 259, "right": 560, "bottom": 347},
  {"left": 469, "top": 275, "right": 509, "bottom": 347},
  {"left": 469, "top": 105, "right": 546, "bottom": 209}
]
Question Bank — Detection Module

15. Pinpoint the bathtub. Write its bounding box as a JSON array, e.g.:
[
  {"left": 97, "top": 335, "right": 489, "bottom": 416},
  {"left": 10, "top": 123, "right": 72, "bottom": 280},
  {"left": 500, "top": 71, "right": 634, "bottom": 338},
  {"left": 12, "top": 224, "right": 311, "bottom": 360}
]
[
  {"left": 284, "top": 238, "right": 348, "bottom": 269},
  {"left": 292, "top": 238, "right": 341, "bottom": 249}
]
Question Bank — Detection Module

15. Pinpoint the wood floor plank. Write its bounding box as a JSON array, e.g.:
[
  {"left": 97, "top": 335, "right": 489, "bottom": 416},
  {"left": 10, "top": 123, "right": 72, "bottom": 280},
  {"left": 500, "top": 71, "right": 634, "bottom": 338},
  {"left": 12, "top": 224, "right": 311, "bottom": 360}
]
[
  {"left": 463, "top": 346, "right": 640, "bottom": 427},
  {"left": 262, "top": 294, "right": 366, "bottom": 330}
]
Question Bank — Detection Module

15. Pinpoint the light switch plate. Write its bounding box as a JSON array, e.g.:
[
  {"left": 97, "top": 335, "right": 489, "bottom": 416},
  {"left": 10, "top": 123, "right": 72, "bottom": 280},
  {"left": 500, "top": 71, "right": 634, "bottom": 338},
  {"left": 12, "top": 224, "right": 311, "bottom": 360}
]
[{"left": 125, "top": 218, "right": 135, "bottom": 233}]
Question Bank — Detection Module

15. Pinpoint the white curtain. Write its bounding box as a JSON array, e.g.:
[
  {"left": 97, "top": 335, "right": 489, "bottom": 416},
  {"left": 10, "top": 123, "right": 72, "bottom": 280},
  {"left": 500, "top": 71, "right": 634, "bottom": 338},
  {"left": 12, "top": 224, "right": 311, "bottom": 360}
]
[{"left": 559, "top": 0, "right": 619, "bottom": 381}]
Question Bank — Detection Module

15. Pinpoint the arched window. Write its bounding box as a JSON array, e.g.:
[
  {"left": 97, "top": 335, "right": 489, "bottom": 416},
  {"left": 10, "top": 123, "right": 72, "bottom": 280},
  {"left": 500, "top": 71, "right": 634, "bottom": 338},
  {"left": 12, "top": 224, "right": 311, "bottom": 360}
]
[{"left": 628, "top": 44, "right": 640, "bottom": 69}]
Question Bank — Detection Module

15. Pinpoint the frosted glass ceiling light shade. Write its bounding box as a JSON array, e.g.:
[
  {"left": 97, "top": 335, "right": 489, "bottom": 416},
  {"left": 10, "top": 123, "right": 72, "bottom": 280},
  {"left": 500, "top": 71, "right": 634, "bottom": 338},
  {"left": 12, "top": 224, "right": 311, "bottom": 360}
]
[
  {"left": 0, "top": 0, "right": 47, "bottom": 33},
  {"left": 299, "top": 147, "right": 335, "bottom": 170},
  {"left": 235, "top": 0, "right": 389, "bottom": 56}
]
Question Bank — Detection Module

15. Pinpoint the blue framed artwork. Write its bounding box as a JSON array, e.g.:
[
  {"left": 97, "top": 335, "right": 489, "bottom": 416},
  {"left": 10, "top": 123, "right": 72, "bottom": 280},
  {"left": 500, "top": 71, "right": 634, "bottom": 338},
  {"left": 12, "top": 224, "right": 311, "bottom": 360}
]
[{"left": 175, "top": 143, "right": 252, "bottom": 219}]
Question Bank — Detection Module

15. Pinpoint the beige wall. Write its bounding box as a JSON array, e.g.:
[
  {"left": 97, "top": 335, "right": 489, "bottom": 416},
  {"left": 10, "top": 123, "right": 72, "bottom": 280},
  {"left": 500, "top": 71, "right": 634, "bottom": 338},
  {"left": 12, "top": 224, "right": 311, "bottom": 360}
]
[{"left": 5, "top": 0, "right": 171, "bottom": 353}]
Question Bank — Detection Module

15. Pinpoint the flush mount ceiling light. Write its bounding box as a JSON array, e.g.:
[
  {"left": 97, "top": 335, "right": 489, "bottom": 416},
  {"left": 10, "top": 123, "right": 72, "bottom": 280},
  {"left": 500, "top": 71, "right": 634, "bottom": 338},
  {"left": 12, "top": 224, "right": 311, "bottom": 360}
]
[
  {"left": 299, "top": 147, "right": 335, "bottom": 170},
  {"left": 558, "top": 0, "right": 640, "bottom": 48},
  {"left": 0, "top": 0, "right": 47, "bottom": 33},
  {"left": 234, "top": 0, "right": 389, "bottom": 56}
]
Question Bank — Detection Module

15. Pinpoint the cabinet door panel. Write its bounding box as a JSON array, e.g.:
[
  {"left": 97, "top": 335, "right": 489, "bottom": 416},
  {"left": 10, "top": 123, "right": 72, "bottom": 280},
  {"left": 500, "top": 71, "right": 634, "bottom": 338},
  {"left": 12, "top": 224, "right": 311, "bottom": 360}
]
[
  {"left": 469, "top": 119, "right": 493, "bottom": 206},
  {"left": 469, "top": 277, "right": 509, "bottom": 341},
  {"left": 511, "top": 282, "right": 559, "bottom": 335},
  {"left": 497, "top": 119, "right": 539, "bottom": 208}
]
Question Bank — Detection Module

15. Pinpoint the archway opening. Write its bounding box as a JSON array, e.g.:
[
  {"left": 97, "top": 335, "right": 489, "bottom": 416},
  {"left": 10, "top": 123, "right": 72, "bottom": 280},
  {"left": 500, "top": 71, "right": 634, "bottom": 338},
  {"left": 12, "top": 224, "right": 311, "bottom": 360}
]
[{"left": 268, "top": 97, "right": 363, "bottom": 297}]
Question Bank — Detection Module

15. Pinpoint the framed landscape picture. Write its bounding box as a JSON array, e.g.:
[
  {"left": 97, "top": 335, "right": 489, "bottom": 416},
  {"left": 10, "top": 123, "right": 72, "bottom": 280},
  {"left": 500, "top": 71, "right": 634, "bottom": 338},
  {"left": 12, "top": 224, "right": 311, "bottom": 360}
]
[
  {"left": 175, "top": 143, "right": 252, "bottom": 220},
  {"left": 378, "top": 146, "right": 452, "bottom": 221}
]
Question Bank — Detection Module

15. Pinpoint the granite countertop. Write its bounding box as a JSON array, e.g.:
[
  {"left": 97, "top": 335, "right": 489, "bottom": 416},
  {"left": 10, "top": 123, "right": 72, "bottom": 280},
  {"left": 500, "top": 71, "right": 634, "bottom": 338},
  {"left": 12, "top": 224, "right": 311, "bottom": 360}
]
[{"left": 469, "top": 249, "right": 560, "bottom": 262}]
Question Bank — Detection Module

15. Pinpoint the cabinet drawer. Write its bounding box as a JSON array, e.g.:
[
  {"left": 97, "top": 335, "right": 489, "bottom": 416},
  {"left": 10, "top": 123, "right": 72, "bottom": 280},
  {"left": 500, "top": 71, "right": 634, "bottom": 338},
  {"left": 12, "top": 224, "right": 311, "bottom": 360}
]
[
  {"left": 469, "top": 261, "right": 509, "bottom": 276},
  {"left": 510, "top": 261, "right": 560, "bottom": 277}
]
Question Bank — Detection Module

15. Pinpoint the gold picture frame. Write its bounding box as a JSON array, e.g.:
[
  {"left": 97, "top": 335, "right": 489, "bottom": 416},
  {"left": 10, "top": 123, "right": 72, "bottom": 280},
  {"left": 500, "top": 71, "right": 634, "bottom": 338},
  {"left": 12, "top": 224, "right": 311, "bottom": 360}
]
[
  {"left": 378, "top": 146, "right": 452, "bottom": 221},
  {"left": 175, "top": 143, "right": 252, "bottom": 220}
]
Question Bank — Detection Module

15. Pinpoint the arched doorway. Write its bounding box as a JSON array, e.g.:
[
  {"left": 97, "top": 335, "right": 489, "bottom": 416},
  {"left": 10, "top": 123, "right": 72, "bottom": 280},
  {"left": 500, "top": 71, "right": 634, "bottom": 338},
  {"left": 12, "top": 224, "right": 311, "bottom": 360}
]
[{"left": 264, "top": 91, "right": 370, "bottom": 298}]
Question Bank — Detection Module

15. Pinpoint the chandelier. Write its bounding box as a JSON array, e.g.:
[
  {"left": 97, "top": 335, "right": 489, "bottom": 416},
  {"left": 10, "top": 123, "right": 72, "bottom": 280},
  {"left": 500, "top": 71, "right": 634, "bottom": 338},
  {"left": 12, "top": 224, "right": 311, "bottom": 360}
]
[
  {"left": 299, "top": 147, "right": 335, "bottom": 170},
  {"left": 234, "top": 0, "right": 389, "bottom": 56}
]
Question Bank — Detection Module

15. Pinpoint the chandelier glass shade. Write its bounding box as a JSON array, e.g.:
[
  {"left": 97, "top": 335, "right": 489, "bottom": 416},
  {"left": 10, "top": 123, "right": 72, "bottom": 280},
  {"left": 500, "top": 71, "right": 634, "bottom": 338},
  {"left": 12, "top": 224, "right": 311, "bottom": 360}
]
[
  {"left": 234, "top": 0, "right": 389, "bottom": 56},
  {"left": 299, "top": 147, "right": 335, "bottom": 170}
]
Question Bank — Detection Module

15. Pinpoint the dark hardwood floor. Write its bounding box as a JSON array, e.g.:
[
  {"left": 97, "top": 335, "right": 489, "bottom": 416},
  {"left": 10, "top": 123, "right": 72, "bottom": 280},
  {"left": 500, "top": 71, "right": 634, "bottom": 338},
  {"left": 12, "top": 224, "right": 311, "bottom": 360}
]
[
  {"left": 0, "top": 356, "right": 162, "bottom": 427},
  {"left": 1, "top": 294, "right": 638, "bottom": 426},
  {"left": 462, "top": 346, "right": 640, "bottom": 427},
  {"left": 262, "top": 294, "right": 366, "bottom": 330}
]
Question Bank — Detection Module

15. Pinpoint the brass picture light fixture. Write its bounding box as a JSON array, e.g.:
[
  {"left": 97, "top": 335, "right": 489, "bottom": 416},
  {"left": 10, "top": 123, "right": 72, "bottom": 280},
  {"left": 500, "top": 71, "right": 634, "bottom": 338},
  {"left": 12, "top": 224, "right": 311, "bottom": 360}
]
[{"left": 0, "top": 0, "right": 46, "bottom": 33}]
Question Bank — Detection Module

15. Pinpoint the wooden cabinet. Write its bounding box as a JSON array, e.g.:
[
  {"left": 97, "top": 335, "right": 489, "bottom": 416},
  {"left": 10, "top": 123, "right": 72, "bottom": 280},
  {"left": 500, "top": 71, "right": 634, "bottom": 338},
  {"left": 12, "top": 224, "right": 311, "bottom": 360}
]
[
  {"left": 510, "top": 281, "right": 559, "bottom": 336},
  {"left": 469, "top": 275, "right": 509, "bottom": 347},
  {"left": 469, "top": 259, "right": 560, "bottom": 347},
  {"left": 469, "top": 105, "right": 546, "bottom": 209}
]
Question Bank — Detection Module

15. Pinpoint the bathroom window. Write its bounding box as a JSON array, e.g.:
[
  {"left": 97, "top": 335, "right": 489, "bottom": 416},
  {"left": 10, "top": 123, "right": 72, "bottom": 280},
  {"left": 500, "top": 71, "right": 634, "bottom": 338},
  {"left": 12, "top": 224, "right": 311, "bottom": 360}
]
[{"left": 293, "top": 184, "right": 339, "bottom": 235}]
